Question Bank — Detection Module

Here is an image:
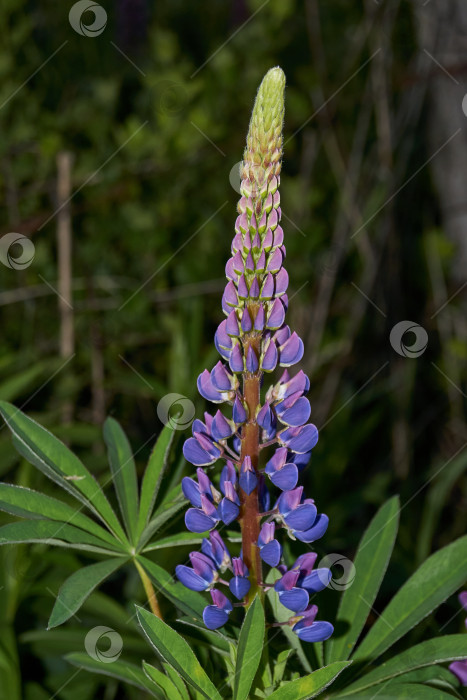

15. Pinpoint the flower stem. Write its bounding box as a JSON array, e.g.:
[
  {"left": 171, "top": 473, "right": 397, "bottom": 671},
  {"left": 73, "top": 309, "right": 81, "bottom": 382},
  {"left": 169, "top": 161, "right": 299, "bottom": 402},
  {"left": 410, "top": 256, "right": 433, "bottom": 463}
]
[
  {"left": 134, "top": 559, "right": 163, "bottom": 619},
  {"left": 239, "top": 333, "right": 263, "bottom": 606}
]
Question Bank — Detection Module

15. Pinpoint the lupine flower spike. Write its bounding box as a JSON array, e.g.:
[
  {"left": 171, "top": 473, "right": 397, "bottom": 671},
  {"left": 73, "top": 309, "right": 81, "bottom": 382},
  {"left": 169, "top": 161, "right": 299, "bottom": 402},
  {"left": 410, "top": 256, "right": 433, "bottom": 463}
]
[{"left": 177, "top": 66, "right": 333, "bottom": 641}]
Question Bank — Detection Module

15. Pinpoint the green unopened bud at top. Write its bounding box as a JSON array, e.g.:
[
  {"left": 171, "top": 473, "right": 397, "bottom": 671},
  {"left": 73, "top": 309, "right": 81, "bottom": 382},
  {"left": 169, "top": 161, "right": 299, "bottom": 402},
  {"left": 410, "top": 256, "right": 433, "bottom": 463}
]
[{"left": 241, "top": 67, "right": 285, "bottom": 203}]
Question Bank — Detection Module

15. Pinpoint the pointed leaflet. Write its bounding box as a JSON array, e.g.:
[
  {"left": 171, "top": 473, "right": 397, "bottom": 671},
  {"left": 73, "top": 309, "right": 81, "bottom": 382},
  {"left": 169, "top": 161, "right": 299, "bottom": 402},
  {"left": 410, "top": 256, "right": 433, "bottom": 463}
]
[
  {"left": 136, "top": 423, "right": 175, "bottom": 541},
  {"left": 163, "top": 664, "right": 190, "bottom": 700},
  {"left": 327, "top": 496, "right": 400, "bottom": 663},
  {"left": 136, "top": 606, "right": 222, "bottom": 700},
  {"left": 0, "top": 519, "right": 125, "bottom": 555},
  {"left": 340, "top": 635, "right": 467, "bottom": 696},
  {"left": 143, "top": 662, "right": 184, "bottom": 700},
  {"left": 353, "top": 534, "right": 467, "bottom": 663},
  {"left": 0, "top": 483, "right": 124, "bottom": 550},
  {"left": 66, "top": 653, "right": 160, "bottom": 697},
  {"left": 137, "top": 497, "right": 187, "bottom": 549},
  {"left": 103, "top": 417, "right": 139, "bottom": 543},
  {"left": 48, "top": 558, "right": 127, "bottom": 629},
  {"left": 233, "top": 596, "right": 265, "bottom": 700},
  {"left": 0, "top": 402, "right": 127, "bottom": 544},
  {"left": 267, "top": 662, "right": 352, "bottom": 700}
]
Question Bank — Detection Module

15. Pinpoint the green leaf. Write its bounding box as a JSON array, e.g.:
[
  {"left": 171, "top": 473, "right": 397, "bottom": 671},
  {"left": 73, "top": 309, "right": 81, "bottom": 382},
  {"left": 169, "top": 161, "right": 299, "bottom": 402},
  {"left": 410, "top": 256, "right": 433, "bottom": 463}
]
[
  {"left": 327, "top": 496, "right": 400, "bottom": 663},
  {"left": 233, "top": 596, "right": 265, "bottom": 700},
  {"left": 137, "top": 555, "right": 205, "bottom": 620},
  {"left": 66, "top": 653, "right": 161, "bottom": 697},
  {"left": 138, "top": 497, "right": 187, "bottom": 549},
  {"left": 267, "top": 661, "right": 352, "bottom": 699},
  {"left": 0, "top": 483, "right": 123, "bottom": 550},
  {"left": 103, "top": 417, "right": 139, "bottom": 543},
  {"left": 163, "top": 664, "right": 191, "bottom": 700},
  {"left": 142, "top": 531, "right": 205, "bottom": 552},
  {"left": 136, "top": 606, "right": 222, "bottom": 700},
  {"left": 353, "top": 535, "right": 467, "bottom": 662},
  {"left": 143, "top": 662, "right": 184, "bottom": 700},
  {"left": 340, "top": 635, "right": 467, "bottom": 696},
  {"left": 273, "top": 649, "right": 294, "bottom": 687},
  {"left": 335, "top": 683, "right": 458, "bottom": 699},
  {"left": 0, "top": 519, "right": 125, "bottom": 555},
  {"left": 137, "top": 424, "right": 175, "bottom": 541},
  {"left": 0, "top": 402, "right": 128, "bottom": 544},
  {"left": 48, "top": 558, "right": 127, "bottom": 628}
]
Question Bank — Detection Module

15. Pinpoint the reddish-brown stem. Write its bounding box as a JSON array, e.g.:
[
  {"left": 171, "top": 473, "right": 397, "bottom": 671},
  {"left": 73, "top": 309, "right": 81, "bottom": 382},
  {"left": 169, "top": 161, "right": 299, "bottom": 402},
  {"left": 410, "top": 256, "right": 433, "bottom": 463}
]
[{"left": 239, "top": 329, "right": 263, "bottom": 605}]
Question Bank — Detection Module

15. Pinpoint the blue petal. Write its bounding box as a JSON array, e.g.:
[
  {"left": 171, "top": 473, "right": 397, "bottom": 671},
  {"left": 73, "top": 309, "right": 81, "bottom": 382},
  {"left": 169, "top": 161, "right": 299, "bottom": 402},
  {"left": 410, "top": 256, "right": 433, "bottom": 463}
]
[
  {"left": 294, "top": 620, "right": 334, "bottom": 642},
  {"left": 218, "top": 498, "right": 240, "bottom": 525},
  {"left": 259, "top": 540, "right": 282, "bottom": 567},
  {"left": 281, "top": 424, "right": 319, "bottom": 454},
  {"left": 270, "top": 463, "right": 298, "bottom": 491},
  {"left": 229, "top": 576, "right": 251, "bottom": 600},
  {"left": 277, "top": 397, "right": 311, "bottom": 427},
  {"left": 185, "top": 508, "right": 217, "bottom": 533},
  {"left": 284, "top": 503, "right": 318, "bottom": 531},
  {"left": 278, "top": 587, "right": 309, "bottom": 612},
  {"left": 183, "top": 438, "right": 217, "bottom": 466},
  {"left": 181, "top": 477, "right": 202, "bottom": 507},
  {"left": 239, "top": 470, "right": 258, "bottom": 495},
  {"left": 294, "top": 514, "right": 329, "bottom": 543},
  {"left": 301, "top": 568, "right": 332, "bottom": 593},
  {"left": 175, "top": 565, "right": 209, "bottom": 591},
  {"left": 203, "top": 605, "right": 230, "bottom": 630},
  {"left": 197, "top": 370, "right": 222, "bottom": 403}
]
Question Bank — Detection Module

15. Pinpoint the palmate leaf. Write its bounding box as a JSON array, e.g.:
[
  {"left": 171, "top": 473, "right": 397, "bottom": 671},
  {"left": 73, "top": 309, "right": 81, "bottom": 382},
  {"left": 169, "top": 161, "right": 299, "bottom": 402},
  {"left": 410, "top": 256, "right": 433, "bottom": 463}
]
[
  {"left": 267, "top": 661, "right": 352, "bottom": 699},
  {"left": 0, "top": 402, "right": 128, "bottom": 545},
  {"left": 0, "top": 483, "right": 123, "bottom": 550},
  {"left": 327, "top": 496, "right": 400, "bottom": 663},
  {"left": 48, "top": 558, "right": 128, "bottom": 629},
  {"left": 136, "top": 606, "right": 223, "bottom": 700},
  {"left": 233, "top": 596, "right": 265, "bottom": 700},
  {"left": 136, "top": 423, "right": 175, "bottom": 542},
  {"left": 340, "top": 635, "right": 467, "bottom": 696},
  {"left": 66, "top": 653, "right": 160, "bottom": 698},
  {"left": 352, "top": 534, "right": 467, "bottom": 663},
  {"left": 103, "top": 417, "right": 139, "bottom": 543}
]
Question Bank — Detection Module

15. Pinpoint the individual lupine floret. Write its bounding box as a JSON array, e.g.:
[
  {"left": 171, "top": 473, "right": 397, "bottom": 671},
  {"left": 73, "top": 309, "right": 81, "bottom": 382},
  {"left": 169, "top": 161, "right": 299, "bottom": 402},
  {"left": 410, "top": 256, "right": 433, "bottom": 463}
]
[
  {"left": 229, "top": 557, "right": 251, "bottom": 600},
  {"left": 203, "top": 589, "right": 233, "bottom": 630},
  {"left": 257, "top": 522, "right": 281, "bottom": 567},
  {"left": 265, "top": 447, "right": 298, "bottom": 491},
  {"left": 175, "top": 552, "right": 219, "bottom": 592},
  {"left": 291, "top": 604, "right": 334, "bottom": 643},
  {"left": 201, "top": 530, "right": 231, "bottom": 572}
]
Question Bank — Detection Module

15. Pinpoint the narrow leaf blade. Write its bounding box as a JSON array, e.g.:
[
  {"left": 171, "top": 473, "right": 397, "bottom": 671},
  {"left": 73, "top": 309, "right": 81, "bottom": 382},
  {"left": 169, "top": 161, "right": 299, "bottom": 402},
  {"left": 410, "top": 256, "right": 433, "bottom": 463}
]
[
  {"left": 136, "top": 606, "right": 222, "bottom": 700},
  {"left": 267, "top": 661, "right": 352, "bottom": 699},
  {"left": 137, "top": 424, "right": 175, "bottom": 540},
  {"left": 327, "top": 496, "right": 400, "bottom": 663},
  {"left": 233, "top": 596, "right": 265, "bottom": 700},
  {"left": 143, "top": 662, "right": 184, "bottom": 700},
  {"left": 353, "top": 535, "right": 467, "bottom": 662},
  {"left": 66, "top": 653, "right": 160, "bottom": 697},
  {"left": 103, "top": 417, "right": 139, "bottom": 543},
  {"left": 48, "top": 558, "right": 126, "bottom": 629}
]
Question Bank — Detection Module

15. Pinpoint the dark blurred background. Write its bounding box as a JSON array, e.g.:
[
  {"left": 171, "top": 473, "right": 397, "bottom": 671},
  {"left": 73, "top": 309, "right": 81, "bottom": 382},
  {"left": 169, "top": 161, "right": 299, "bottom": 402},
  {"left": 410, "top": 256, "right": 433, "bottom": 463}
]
[{"left": 0, "top": 0, "right": 466, "bottom": 697}]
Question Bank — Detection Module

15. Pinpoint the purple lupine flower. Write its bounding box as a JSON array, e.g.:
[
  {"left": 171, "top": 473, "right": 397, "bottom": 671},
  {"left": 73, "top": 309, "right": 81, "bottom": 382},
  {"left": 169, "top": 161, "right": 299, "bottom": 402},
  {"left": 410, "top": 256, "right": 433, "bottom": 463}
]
[
  {"left": 449, "top": 591, "right": 467, "bottom": 686},
  {"left": 203, "top": 589, "right": 233, "bottom": 630},
  {"left": 176, "top": 67, "right": 333, "bottom": 638},
  {"left": 257, "top": 522, "right": 282, "bottom": 567}
]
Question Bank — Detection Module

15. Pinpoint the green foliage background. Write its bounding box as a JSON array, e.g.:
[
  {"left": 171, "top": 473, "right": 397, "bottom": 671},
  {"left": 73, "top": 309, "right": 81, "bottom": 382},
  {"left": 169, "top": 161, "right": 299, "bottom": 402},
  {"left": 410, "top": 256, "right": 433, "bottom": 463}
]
[{"left": 0, "top": 0, "right": 465, "bottom": 697}]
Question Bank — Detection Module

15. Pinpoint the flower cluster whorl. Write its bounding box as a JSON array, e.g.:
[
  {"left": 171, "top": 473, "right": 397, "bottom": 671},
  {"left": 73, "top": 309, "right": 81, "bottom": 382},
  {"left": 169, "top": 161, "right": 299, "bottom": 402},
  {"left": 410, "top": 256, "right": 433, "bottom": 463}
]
[{"left": 176, "top": 67, "right": 333, "bottom": 642}]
